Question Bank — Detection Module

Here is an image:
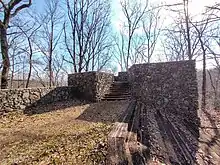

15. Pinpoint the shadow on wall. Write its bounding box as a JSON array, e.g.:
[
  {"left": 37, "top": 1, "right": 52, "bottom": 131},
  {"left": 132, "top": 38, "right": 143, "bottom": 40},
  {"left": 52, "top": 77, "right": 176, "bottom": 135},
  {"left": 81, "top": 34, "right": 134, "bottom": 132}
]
[{"left": 24, "top": 87, "right": 89, "bottom": 115}]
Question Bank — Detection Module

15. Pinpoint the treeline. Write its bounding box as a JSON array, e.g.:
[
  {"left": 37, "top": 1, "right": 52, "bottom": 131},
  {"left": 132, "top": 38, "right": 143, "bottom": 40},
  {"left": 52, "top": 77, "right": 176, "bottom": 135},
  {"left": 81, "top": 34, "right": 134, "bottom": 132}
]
[{"left": 0, "top": 0, "right": 112, "bottom": 88}]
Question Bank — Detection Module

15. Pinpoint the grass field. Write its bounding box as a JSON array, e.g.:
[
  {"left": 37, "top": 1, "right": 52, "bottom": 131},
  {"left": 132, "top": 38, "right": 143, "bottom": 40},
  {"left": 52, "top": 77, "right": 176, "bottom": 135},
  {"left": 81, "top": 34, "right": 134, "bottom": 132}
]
[{"left": 0, "top": 100, "right": 129, "bottom": 165}]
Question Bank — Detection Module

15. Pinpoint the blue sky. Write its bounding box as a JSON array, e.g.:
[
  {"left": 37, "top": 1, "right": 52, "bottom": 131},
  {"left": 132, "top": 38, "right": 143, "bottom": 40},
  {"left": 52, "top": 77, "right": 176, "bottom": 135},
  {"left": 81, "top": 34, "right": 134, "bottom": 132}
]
[
  {"left": 31, "top": 0, "right": 219, "bottom": 70},
  {"left": 33, "top": 0, "right": 218, "bottom": 33},
  {"left": 33, "top": 0, "right": 119, "bottom": 31},
  {"left": 33, "top": 0, "right": 45, "bottom": 12}
]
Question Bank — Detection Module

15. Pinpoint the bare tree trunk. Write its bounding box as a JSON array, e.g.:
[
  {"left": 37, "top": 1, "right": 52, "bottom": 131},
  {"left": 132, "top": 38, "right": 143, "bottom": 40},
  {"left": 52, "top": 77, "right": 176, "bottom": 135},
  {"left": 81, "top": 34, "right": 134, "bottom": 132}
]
[
  {"left": 73, "top": 0, "right": 77, "bottom": 72},
  {"left": 49, "top": 22, "right": 54, "bottom": 87},
  {"left": 0, "top": 0, "right": 32, "bottom": 89},
  {"left": 11, "top": 59, "right": 14, "bottom": 88},
  {"left": 200, "top": 38, "right": 206, "bottom": 111},
  {"left": 0, "top": 26, "right": 10, "bottom": 89},
  {"left": 126, "top": 36, "right": 131, "bottom": 70},
  {"left": 10, "top": 49, "right": 15, "bottom": 88},
  {"left": 26, "top": 37, "right": 33, "bottom": 88},
  {"left": 183, "top": 0, "right": 192, "bottom": 60}
]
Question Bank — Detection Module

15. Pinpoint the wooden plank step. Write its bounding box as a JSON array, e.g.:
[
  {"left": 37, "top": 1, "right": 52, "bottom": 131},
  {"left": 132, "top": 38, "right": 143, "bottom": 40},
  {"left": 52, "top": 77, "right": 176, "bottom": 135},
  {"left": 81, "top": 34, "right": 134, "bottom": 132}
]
[
  {"left": 107, "top": 101, "right": 137, "bottom": 165},
  {"left": 107, "top": 122, "right": 129, "bottom": 164}
]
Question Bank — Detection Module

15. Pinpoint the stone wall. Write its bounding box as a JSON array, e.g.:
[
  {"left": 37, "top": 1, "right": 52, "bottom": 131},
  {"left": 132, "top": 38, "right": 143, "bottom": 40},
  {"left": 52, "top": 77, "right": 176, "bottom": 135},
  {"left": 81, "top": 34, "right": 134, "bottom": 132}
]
[
  {"left": 128, "top": 60, "right": 199, "bottom": 128},
  {"left": 68, "top": 72, "right": 114, "bottom": 101},
  {"left": 96, "top": 72, "right": 114, "bottom": 100},
  {"left": 0, "top": 72, "right": 113, "bottom": 114},
  {"left": 0, "top": 86, "right": 77, "bottom": 114},
  {"left": 115, "top": 72, "right": 128, "bottom": 81}
]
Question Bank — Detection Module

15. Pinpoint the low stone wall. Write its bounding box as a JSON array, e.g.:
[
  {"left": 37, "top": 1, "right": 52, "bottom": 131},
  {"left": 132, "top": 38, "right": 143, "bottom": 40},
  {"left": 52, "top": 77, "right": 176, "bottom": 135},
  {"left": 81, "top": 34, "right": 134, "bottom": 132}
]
[
  {"left": 68, "top": 72, "right": 114, "bottom": 101},
  {"left": 0, "top": 86, "right": 77, "bottom": 114},
  {"left": 128, "top": 60, "right": 199, "bottom": 131}
]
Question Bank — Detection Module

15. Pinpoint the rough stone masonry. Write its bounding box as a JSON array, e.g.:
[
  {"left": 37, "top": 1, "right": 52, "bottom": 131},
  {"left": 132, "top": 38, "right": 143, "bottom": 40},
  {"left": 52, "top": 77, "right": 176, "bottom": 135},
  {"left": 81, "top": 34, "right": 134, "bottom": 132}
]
[
  {"left": 68, "top": 71, "right": 114, "bottom": 101},
  {"left": 0, "top": 72, "right": 114, "bottom": 114},
  {"left": 0, "top": 87, "right": 76, "bottom": 114},
  {"left": 128, "top": 60, "right": 199, "bottom": 136}
]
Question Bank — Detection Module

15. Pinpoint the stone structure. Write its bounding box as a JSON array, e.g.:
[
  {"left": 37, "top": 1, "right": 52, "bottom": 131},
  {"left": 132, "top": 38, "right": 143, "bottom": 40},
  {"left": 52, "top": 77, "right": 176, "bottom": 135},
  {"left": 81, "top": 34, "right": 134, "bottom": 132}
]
[
  {"left": 0, "top": 72, "right": 113, "bottom": 114},
  {"left": 0, "top": 61, "right": 199, "bottom": 125},
  {"left": 128, "top": 60, "right": 199, "bottom": 133},
  {"left": 115, "top": 72, "right": 128, "bottom": 81},
  {"left": 107, "top": 60, "right": 199, "bottom": 164},
  {"left": 0, "top": 86, "right": 76, "bottom": 114},
  {"left": 68, "top": 72, "right": 114, "bottom": 101}
]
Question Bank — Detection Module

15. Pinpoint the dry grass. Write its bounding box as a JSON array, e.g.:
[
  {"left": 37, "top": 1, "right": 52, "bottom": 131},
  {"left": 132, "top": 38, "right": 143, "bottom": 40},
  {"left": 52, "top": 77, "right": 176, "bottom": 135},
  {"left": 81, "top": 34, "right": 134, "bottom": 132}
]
[{"left": 0, "top": 100, "right": 129, "bottom": 165}]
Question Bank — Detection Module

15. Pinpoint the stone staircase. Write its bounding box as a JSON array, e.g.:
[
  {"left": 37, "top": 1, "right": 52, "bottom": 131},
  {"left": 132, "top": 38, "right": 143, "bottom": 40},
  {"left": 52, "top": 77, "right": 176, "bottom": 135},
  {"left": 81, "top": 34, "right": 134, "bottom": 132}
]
[{"left": 102, "top": 81, "right": 131, "bottom": 101}]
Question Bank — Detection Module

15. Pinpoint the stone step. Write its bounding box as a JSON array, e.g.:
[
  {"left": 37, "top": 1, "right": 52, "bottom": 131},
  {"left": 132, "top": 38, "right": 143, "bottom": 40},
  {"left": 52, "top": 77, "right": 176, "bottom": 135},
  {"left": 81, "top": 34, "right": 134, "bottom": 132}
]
[
  {"left": 102, "top": 97, "right": 130, "bottom": 101},
  {"left": 105, "top": 93, "right": 131, "bottom": 97},
  {"left": 109, "top": 89, "right": 130, "bottom": 92},
  {"left": 106, "top": 91, "right": 131, "bottom": 96},
  {"left": 111, "top": 82, "right": 129, "bottom": 86},
  {"left": 111, "top": 89, "right": 129, "bottom": 91},
  {"left": 113, "top": 81, "right": 129, "bottom": 83},
  {"left": 110, "top": 85, "right": 130, "bottom": 88},
  {"left": 110, "top": 86, "right": 130, "bottom": 89},
  {"left": 103, "top": 81, "right": 130, "bottom": 102},
  {"left": 104, "top": 94, "right": 131, "bottom": 98},
  {"left": 105, "top": 94, "right": 129, "bottom": 97},
  {"left": 108, "top": 93, "right": 130, "bottom": 96}
]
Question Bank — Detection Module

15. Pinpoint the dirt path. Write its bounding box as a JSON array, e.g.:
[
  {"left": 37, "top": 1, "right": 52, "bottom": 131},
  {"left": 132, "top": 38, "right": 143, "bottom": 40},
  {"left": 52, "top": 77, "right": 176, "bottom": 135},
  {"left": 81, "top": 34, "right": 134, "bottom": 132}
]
[{"left": 0, "top": 100, "right": 129, "bottom": 165}]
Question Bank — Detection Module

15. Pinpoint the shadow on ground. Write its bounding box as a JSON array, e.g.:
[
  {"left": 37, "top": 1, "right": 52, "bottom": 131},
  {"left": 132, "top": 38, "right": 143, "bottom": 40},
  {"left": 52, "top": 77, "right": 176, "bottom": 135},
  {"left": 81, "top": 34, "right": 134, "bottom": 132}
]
[
  {"left": 23, "top": 89, "right": 129, "bottom": 124},
  {"left": 21, "top": 89, "right": 220, "bottom": 164},
  {"left": 23, "top": 87, "right": 91, "bottom": 115},
  {"left": 76, "top": 101, "right": 129, "bottom": 124}
]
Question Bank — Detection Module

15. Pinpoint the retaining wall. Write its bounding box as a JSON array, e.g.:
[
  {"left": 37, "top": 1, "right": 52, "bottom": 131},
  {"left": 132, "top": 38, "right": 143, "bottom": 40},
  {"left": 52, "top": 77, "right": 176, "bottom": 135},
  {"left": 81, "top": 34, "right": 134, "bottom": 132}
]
[
  {"left": 0, "top": 86, "right": 76, "bottom": 114},
  {"left": 115, "top": 72, "right": 128, "bottom": 81},
  {"left": 128, "top": 60, "right": 199, "bottom": 128},
  {"left": 68, "top": 72, "right": 114, "bottom": 101}
]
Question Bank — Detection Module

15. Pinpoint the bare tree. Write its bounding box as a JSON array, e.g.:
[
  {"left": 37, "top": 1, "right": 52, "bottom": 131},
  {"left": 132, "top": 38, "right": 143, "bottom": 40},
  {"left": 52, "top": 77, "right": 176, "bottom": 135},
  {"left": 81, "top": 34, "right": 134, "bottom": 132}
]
[
  {"left": 183, "top": 0, "right": 192, "bottom": 59},
  {"left": 162, "top": 3, "right": 203, "bottom": 62},
  {"left": 192, "top": 23, "right": 208, "bottom": 111},
  {"left": 0, "top": 0, "right": 32, "bottom": 89},
  {"left": 141, "top": 6, "right": 162, "bottom": 63},
  {"left": 14, "top": 20, "right": 41, "bottom": 88},
  {"left": 162, "top": 27, "right": 187, "bottom": 61},
  {"left": 64, "top": 0, "right": 112, "bottom": 73},
  {"left": 113, "top": 32, "right": 127, "bottom": 71},
  {"left": 162, "top": 0, "right": 206, "bottom": 62},
  {"left": 35, "top": 0, "right": 63, "bottom": 87},
  {"left": 120, "top": 0, "right": 148, "bottom": 70}
]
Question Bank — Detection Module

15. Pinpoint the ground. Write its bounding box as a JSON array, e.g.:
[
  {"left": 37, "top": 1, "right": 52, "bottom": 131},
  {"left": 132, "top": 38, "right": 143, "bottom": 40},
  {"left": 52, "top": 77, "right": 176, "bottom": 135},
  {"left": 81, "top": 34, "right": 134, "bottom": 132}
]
[
  {"left": 0, "top": 100, "right": 220, "bottom": 165},
  {"left": 197, "top": 109, "right": 220, "bottom": 165},
  {"left": 0, "top": 100, "right": 129, "bottom": 165}
]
